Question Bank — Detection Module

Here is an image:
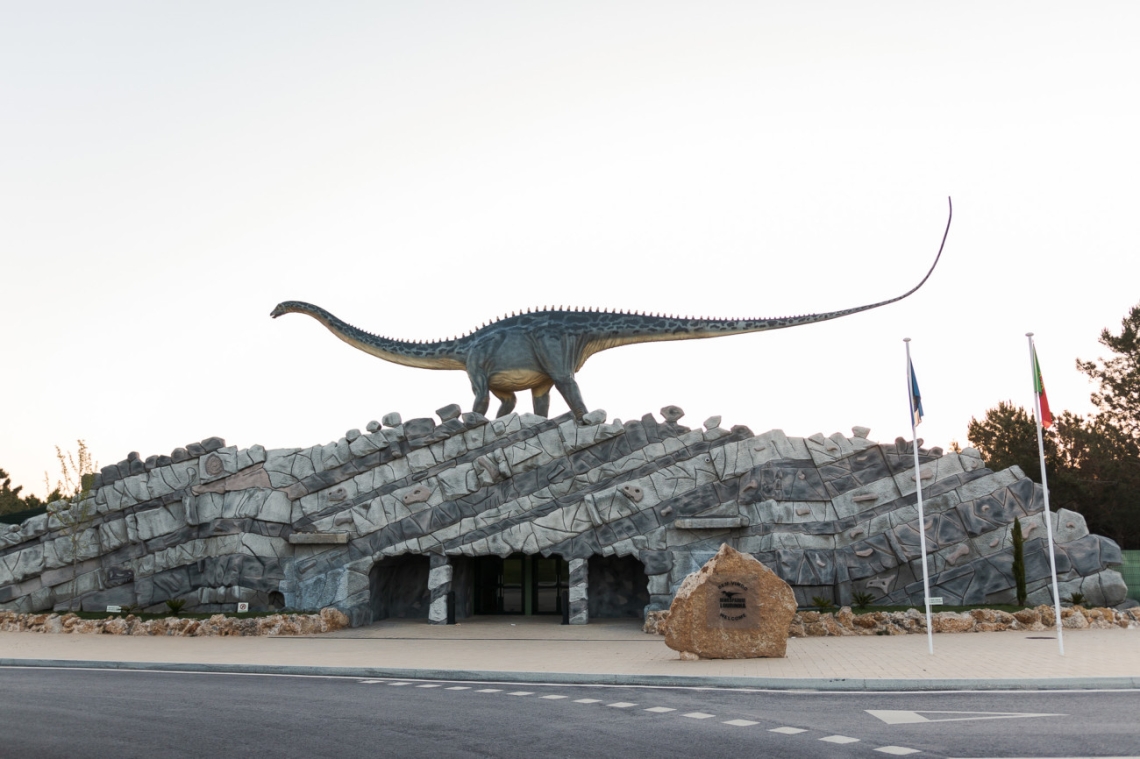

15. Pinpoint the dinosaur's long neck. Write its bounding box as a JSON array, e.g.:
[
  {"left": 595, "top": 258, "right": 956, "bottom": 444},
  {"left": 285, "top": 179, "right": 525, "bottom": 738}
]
[{"left": 280, "top": 302, "right": 466, "bottom": 370}]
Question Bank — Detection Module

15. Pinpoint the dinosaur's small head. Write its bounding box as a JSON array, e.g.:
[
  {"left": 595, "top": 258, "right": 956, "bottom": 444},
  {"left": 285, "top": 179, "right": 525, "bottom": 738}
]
[{"left": 270, "top": 301, "right": 304, "bottom": 319}]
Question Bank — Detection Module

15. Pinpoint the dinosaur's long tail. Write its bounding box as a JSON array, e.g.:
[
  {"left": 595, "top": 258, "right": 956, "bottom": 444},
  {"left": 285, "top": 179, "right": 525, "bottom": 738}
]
[
  {"left": 270, "top": 301, "right": 466, "bottom": 370},
  {"left": 581, "top": 197, "right": 952, "bottom": 355}
]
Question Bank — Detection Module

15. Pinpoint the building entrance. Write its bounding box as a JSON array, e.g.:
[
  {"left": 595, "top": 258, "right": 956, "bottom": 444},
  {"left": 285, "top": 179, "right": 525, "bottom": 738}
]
[{"left": 472, "top": 554, "right": 568, "bottom": 615}]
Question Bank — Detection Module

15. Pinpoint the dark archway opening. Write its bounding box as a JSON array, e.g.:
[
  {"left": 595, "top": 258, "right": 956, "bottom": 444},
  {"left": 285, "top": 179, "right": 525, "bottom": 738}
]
[
  {"left": 587, "top": 555, "right": 649, "bottom": 618},
  {"left": 369, "top": 554, "right": 431, "bottom": 621}
]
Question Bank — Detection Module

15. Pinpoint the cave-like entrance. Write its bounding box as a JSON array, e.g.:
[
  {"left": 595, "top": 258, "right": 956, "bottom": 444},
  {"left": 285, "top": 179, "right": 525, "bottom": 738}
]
[
  {"left": 587, "top": 555, "right": 650, "bottom": 618},
  {"left": 472, "top": 553, "right": 569, "bottom": 616},
  {"left": 369, "top": 554, "right": 431, "bottom": 621}
]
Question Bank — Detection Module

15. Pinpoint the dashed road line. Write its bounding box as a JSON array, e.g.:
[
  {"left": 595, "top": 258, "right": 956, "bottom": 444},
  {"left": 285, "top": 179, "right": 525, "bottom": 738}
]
[
  {"left": 365, "top": 678, "right": 927, "bottom": 754},
  {"left": 821, "top": 735, "right": 860, "bottom": 744}
]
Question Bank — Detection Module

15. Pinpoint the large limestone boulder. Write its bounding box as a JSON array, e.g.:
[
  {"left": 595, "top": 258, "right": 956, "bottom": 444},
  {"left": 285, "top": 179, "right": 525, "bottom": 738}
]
[{"left": 664, "top": 544, "right": 797, "bottom": 659}]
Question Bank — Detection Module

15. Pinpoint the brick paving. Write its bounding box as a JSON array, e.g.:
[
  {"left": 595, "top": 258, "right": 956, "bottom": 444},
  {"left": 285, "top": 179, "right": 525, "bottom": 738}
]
[{"left": 2, "top": 616, "right": 1137, "bottom": 683}]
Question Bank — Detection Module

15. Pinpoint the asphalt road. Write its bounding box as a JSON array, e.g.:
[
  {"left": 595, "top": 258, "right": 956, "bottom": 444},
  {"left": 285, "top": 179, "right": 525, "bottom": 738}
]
[{"left": 0, "top": 668, "right": 1137, "bottom": 759}]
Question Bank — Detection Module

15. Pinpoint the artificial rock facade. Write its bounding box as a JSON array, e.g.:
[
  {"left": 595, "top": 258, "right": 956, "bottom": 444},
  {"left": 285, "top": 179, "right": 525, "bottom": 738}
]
[{"left": 0, "top": 406, "right": 1128, "bottom": 625}]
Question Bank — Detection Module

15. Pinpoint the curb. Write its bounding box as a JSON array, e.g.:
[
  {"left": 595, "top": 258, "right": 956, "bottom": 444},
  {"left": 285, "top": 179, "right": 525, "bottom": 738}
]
[{"left": 3, "top": 659, "right": 1138, "bottom": 691}]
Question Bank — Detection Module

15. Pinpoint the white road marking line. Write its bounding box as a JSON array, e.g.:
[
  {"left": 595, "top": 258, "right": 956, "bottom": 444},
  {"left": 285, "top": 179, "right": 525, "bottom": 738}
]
[
  {"left": 682, "top": 712, "right": 716, "bottom": 719},
  {"left": 723, "top": 719, "right": 759, "bottom": 727},
  {"left": 416, "top": 684, "right": 441, "bottom": 688},
  {"left": 573, "top": 698, "right": 602, "bottom": 704},
  {"left": 445, "top": 686, "right": 470, "bottom": 690},
  {"left": 876, "top": 748, "right": 921, "bottom": 756},
  {"left": 770, "top": 727, "right": 808, "bottom": 734},
  {"left": 358, "top": 680, "right": 383, "bottom": 684},
  {"left": 389, "top": 682, "right": 411, "bottom": 686},
  {"left": 541, "top": 695, "right": 568, "bottom": 700},
  {"left": 645, "top": 707, "right": 676, "bottom": 713},
  {"left": 868, "top": 710, "right": 1064, "bottom": 725},
  {"left": 608, "top": 702, "right": 638, "bottom": 708},
  {"left": 821, "top": 735, "right": 860, "bottom": 744},
  {"left": 476, "top": 689, "right": 502, "bottom": 693},
  {"left": 507, "top": 691, "right": 534, "bottom": 696}
]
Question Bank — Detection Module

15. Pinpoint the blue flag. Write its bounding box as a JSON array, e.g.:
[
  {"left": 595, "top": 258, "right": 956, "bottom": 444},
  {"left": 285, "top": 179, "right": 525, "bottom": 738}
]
[{"left": 909, "top": 359, "right": 924, "bottom": 426}]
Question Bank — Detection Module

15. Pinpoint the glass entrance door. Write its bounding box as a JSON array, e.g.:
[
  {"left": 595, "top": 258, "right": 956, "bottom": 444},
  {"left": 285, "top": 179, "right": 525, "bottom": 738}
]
[
  {"left": 473, "top": 554, "right": 568, "bottom": 615},
  {"left": 533, "top": 556, "right": 566, "bottom": 614},
  {"left": 500, "top": 555, "right": 524, "bottom": 614}
]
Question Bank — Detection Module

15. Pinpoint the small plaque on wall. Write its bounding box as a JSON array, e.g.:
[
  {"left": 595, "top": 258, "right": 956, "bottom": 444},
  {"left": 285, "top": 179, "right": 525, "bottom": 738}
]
[{"left": 237, "top": 602, "right": 249, "bottom": 612}]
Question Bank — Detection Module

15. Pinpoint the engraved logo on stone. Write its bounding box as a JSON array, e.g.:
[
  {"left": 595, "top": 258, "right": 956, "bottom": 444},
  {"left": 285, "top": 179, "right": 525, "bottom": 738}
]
[
  {"left": 718, "top": 580, "right": 748, "bottom": 621},
  {"left": 705, "top": 574, "right": 762, "bottom": 629}
]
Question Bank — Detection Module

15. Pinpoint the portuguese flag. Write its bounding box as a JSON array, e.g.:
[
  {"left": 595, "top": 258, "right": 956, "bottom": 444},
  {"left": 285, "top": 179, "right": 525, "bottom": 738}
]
[{"left": 1033, "top": 346, "right": 1053, "bottom": 429}]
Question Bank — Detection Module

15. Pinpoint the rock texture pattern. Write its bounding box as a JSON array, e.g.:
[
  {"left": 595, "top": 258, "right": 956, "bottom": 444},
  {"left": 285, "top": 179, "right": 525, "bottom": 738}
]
[
  {"left": 664, "top": 544, "right": 796, "bottom": 658},
  {"left": 0, "top": 408, "right": 1128, "bottom": 626}
]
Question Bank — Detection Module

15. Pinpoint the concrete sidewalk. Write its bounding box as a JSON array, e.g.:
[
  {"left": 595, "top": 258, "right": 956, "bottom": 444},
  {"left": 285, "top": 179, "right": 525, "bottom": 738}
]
[{"left": 2, "top": 617, "right": 1138, "bottom": 691}]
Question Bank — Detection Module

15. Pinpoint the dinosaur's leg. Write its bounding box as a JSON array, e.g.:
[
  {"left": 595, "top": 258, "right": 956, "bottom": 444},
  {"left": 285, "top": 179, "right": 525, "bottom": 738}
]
[
  {"left": 492, "top": 389, "right": 517, "bottom": 418},
  {"left": 470, "top": 371, "right": 490, "bottom": 416},
  {"left": 531, "top": 378, "right": 554, "bottom": 418},
  {"left": 531, "top": 389, "right": 550, "bottom": 418},
  {"left": 552, "top": 376, "right": 589, "bottom": 422}
]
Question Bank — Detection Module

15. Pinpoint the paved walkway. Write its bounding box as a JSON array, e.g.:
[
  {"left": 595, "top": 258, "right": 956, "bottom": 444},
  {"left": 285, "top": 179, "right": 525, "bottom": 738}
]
[{"left": 2, "top": 617, "right": 1138, "bottom": 690}]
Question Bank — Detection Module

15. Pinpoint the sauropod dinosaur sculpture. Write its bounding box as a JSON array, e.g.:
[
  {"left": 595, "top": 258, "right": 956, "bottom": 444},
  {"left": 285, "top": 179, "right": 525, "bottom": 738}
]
[{"left": 272, "top": 199, "right": 951, "bottom": 421}]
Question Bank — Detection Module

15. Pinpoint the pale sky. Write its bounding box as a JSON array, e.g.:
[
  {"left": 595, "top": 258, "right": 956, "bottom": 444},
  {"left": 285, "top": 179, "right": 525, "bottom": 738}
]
[{"left": 3, "top": 3, "right": 1138, "bottom": 496}]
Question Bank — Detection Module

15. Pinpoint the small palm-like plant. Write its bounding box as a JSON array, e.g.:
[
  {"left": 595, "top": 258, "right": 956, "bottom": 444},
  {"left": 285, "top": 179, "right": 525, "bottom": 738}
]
[
  {"left": 811, "top": 595, "right": 836, "bottom": 610},
  {"left": 165, "top": 598, "right": 187, "bottom": 615},
  {"left": 851, "top": 591, "right": 876, "bottom": 610},
  {"left": 1064, "top": 592, "right": 1087, "bottom": 607}
]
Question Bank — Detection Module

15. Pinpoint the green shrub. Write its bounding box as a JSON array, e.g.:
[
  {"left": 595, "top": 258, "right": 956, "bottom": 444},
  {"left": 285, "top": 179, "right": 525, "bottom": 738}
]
[
  {"left": 851, "top": 591, "right": 876, "bottom": 609},
  {"left": 165, "top": 599, "right": 186, "bottom": 615}
]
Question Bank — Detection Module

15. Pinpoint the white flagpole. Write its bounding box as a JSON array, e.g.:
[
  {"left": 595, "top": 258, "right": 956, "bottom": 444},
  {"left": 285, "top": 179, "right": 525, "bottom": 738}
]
[
  {"left": 904, "top": 338, "right": 935, "bottom": 655},
  {"left": 1026, "top": 333, "right": 1065, "bottom": 656}
]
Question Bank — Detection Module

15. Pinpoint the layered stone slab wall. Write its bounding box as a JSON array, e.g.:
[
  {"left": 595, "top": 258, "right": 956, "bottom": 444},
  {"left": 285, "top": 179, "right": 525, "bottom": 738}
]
[{"left": 0, "top": 407, "right": 1127, "bottom": 626}]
